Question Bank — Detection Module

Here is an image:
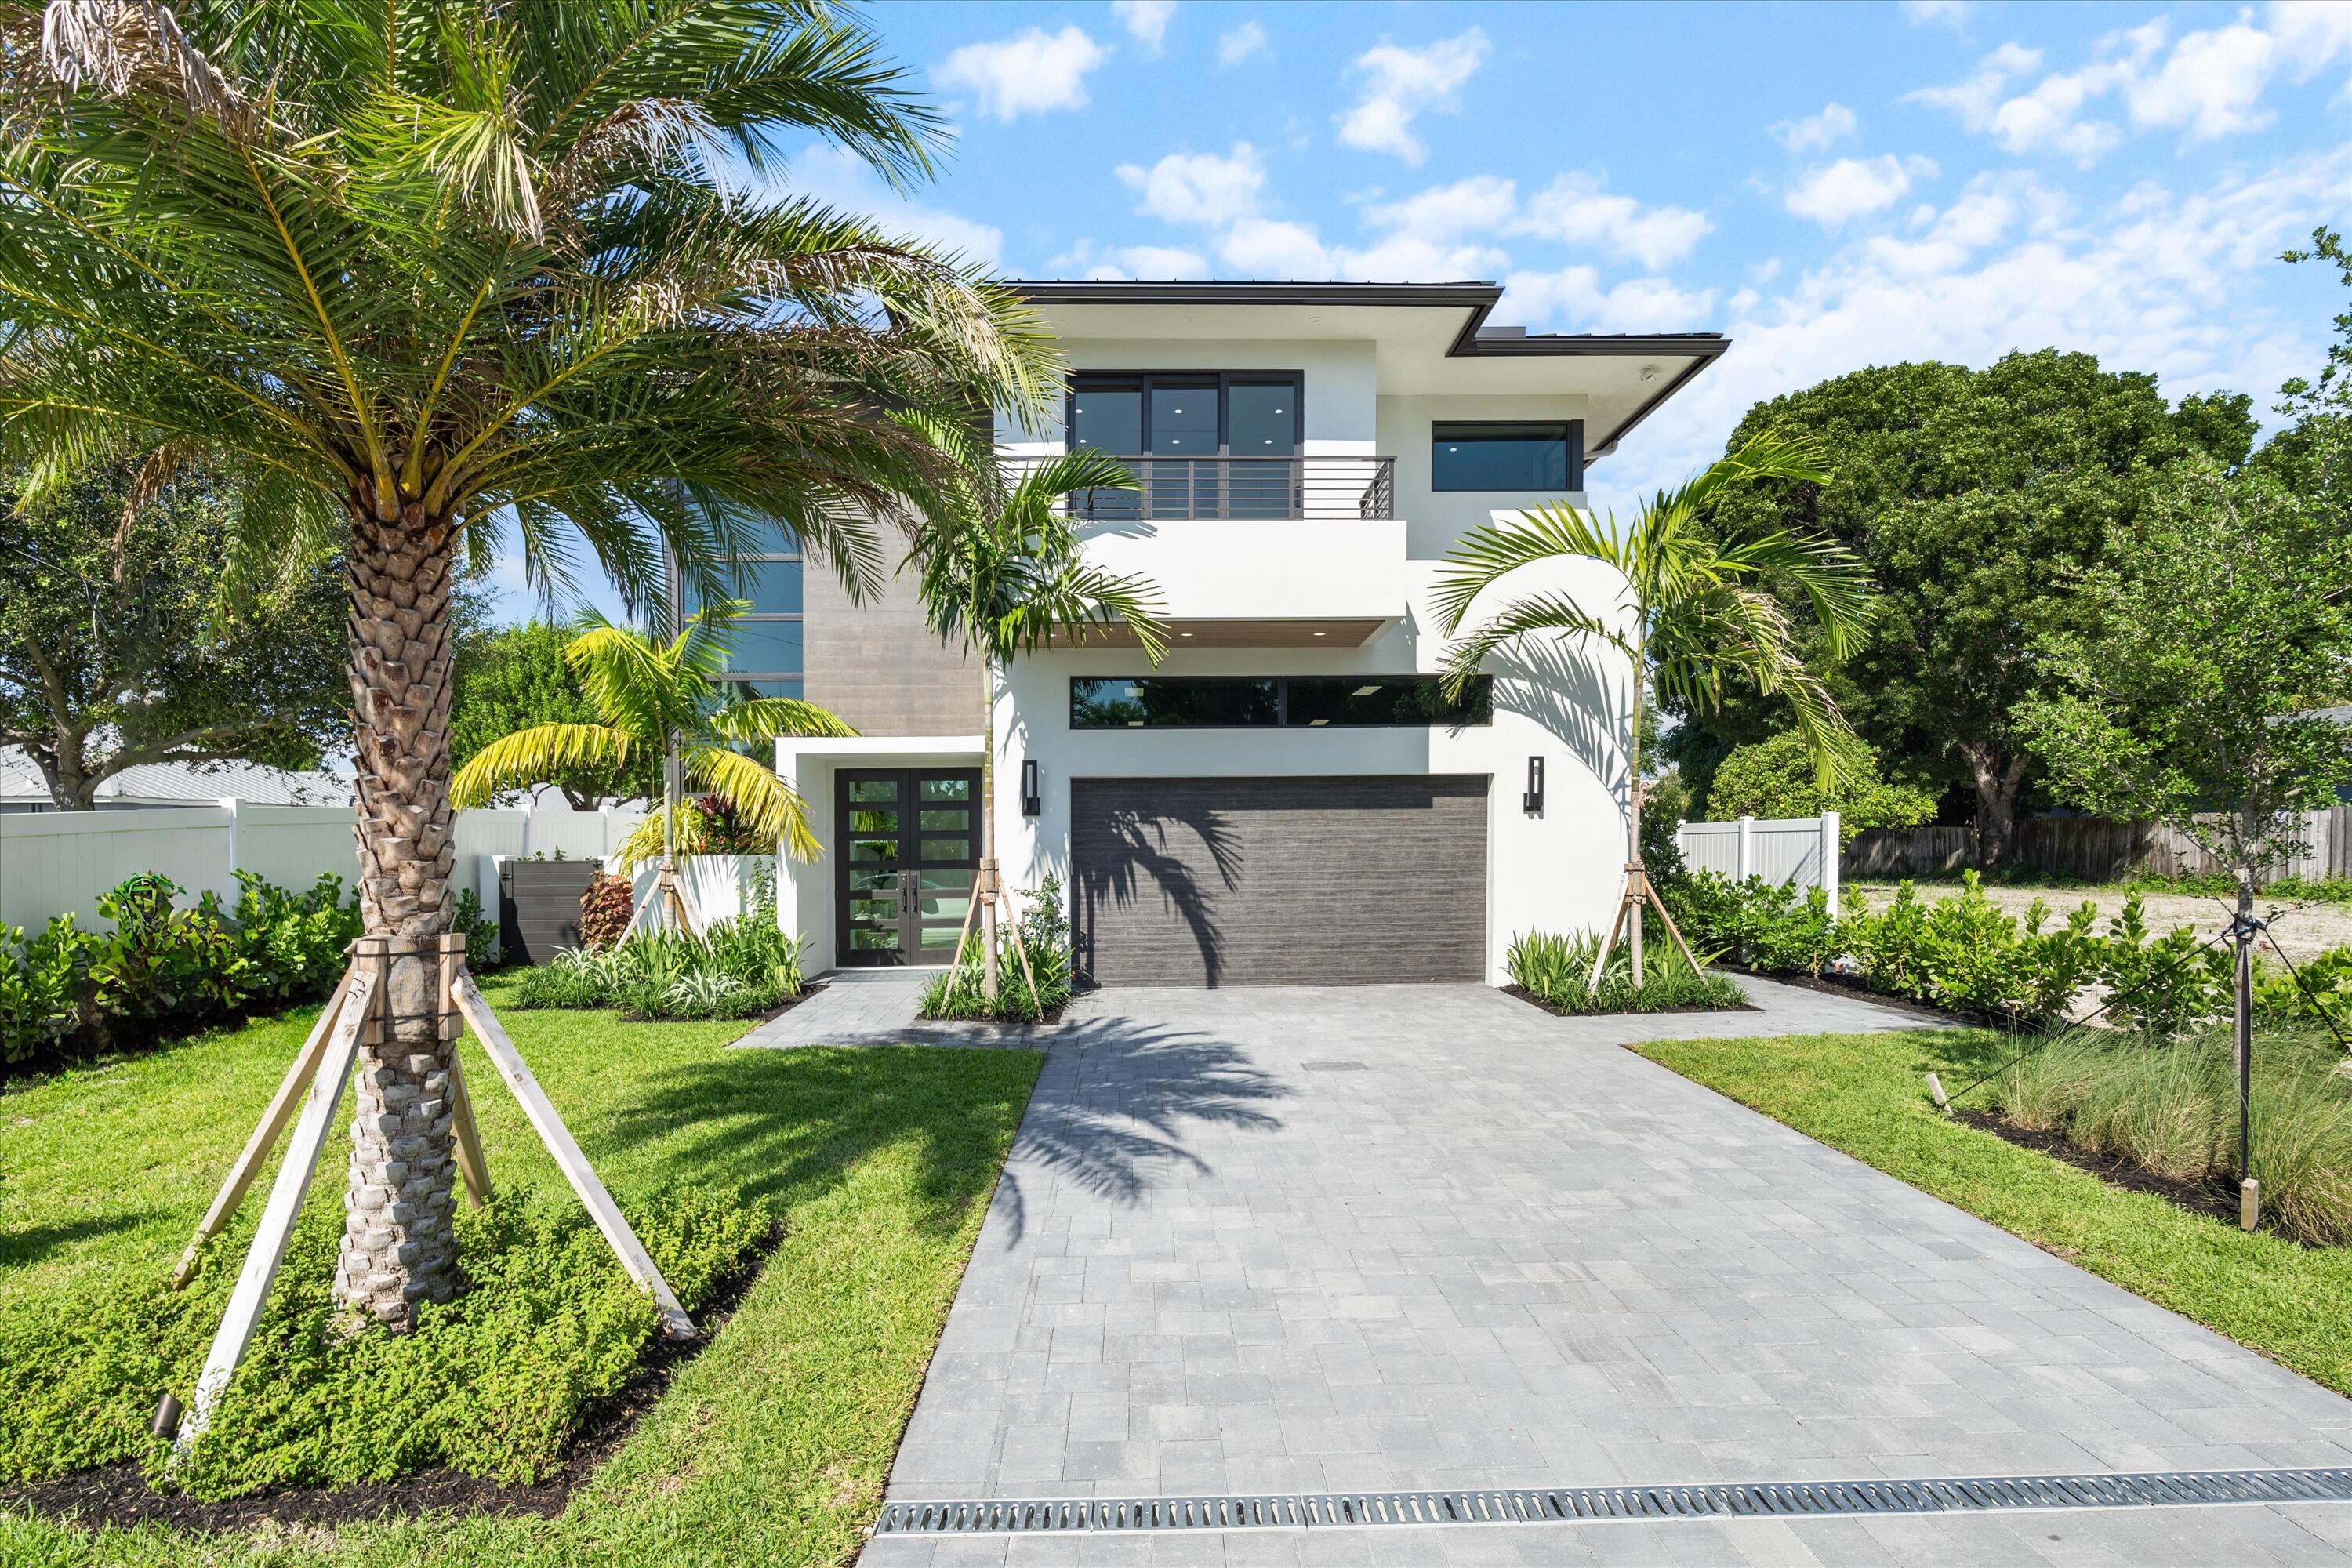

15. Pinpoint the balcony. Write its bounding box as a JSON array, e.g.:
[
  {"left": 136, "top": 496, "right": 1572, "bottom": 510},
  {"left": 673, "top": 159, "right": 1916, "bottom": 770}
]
[
  {"left": 1005, "top": 453, "right": 1407, "bottom": 646},
  {"left": 1002, "top": 454, "right": 1396, "bottom": 521}
]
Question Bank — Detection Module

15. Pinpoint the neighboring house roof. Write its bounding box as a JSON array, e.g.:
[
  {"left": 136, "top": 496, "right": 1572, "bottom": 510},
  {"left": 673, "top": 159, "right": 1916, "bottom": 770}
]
[
  {"left": 0, "top": 746, "right": 354, "bottom": 808},
  {"left": 1010, "top": 279, "right": 1728, "bottom": 457}
]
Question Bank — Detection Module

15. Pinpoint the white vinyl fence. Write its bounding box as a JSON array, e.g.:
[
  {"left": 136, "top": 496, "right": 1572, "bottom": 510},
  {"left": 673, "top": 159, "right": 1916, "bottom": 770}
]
[
  {"left": 1676, "top": 811, "right": 1842, "bottom": 916},
  {"left": 1, "top": 801, "right": 646, "bottom": 932}
]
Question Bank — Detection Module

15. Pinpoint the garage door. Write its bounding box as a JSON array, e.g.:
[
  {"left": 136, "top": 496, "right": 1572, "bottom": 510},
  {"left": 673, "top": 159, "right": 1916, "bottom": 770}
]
[{"left": 1069, "top": 775, "right": 1489, "bottom": 986}]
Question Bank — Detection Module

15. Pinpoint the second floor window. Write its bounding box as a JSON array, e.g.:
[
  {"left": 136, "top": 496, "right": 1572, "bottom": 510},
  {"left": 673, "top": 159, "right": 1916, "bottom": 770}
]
[
  {"left": 1432, "top": 420, "right": 1584, "bottom": 492},
  {"left": 1069, "top": 372, "right": 1301, "bottom": 458}
]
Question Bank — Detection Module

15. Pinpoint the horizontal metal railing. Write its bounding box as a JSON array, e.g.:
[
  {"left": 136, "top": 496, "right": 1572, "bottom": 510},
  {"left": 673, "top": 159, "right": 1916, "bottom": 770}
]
[{"left": 1000, "top": 453, "right": 1396, "bottom": 521}]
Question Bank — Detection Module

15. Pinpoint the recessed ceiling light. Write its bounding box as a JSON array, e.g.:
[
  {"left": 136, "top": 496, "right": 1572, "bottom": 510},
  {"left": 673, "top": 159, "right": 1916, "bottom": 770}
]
[
  {"left": 1308, "top": 718, "right": 1329, "bottom": 726},
  {"left": 1352, "top": 684, "right": 1381, "bottom": 697},
  {"left": 1180, "top": 630, "right": 1195, "bottom": 637},
  {"left": 1312, "top": 630, "right": 1327, "bottom": 637}
]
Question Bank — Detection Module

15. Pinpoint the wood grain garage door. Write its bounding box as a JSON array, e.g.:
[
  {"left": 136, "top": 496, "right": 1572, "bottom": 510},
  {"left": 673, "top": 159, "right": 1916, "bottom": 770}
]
[{"left": 1069, "top": 775, "right": 1488, "bottom": 986}]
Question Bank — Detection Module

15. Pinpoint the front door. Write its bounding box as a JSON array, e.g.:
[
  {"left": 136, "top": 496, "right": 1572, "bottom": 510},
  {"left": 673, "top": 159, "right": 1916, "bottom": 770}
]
[{"left": 835, "top": 768, "right": 982, "bottom": 967}]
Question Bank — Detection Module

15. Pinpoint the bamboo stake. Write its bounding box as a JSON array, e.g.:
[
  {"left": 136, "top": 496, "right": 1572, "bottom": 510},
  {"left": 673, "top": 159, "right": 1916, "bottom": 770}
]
[
  {"left": 170, "top": 970, "right": 354, "bottom": 1288},
  {"left": 450, "top": 974, "right": 695, "bottom": 1341},
  {"left": 176, "top": 967, "right": 379, "bottom": 1450}
]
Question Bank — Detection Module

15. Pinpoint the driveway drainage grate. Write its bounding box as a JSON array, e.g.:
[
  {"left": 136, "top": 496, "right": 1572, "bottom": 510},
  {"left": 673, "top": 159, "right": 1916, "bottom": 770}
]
[{"left": 873, "top": 1468, "right": 2352, "bottom": 1535}]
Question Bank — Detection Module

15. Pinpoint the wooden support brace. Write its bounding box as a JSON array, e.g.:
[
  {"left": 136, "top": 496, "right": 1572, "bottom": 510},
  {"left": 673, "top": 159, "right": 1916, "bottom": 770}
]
[
  {"left": 450, "top": 974, "right": 696, "bottom": 1341},
  {"left": 942, "top": 866, "right": 985, "bottom": 1001},
  {"left": 1641, "top": 876, "right": 1705, "bottom": 978},
  {"left": 438, "top": 936, "right": 490, "bottom": 1207},
  {"left": 176, "top": 968, "right": 379, "bottom": 1450},
  {"left": 997, "top": 880, "right": 1042, "bottom": 1004},
  {"left": 1585, "top": 891, "right": 1631, "bottom": 996},
  {"left": 170, "top": 971, "right": 354, "bottom": 1288}
]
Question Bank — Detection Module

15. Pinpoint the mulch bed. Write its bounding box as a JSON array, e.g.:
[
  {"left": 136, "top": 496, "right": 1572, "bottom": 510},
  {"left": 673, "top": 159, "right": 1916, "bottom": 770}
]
[
  {"left": 1504, "top": 984, "right": 1759, "bottom": 1019},
  {"left": 1952, "top": 1109, "right": 2298, "bottom": 1241},
  {"left": 0, "top": 1225, "right": 785, "bottom": 1536},
  {"left": 1726, "top": 966, "right": 2001, "bottom": 1029}
]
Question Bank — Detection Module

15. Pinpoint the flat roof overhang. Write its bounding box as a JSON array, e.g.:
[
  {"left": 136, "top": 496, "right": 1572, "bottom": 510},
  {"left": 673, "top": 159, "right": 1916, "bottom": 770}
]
[
  {"left": 1051, "top": 617, "right": 1391, "bottom": 649},
  {"left": 1011, "top": 281, "right": 1728, "bottom": 458}
]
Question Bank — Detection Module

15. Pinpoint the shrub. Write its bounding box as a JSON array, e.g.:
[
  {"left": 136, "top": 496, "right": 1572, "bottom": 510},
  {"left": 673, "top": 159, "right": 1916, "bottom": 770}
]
[
  {"left": 230, "top": 871, "right": 362, "bottom": 1003},
  {"left": 0, "top": 1189, "right": 771, "bottom": 1497},
  {"left": 920, "top": 876, "right": 1073, "bottom": 1023},
  {"left": 508, "top": 912, "right": 800, "bottom": 1022},
  {"left": 1506, "top": 928, "right": 1747, "bottom": 1014},
  {"left": 2096, "top": 895, "right": 2231, "bottom": 1039},
  {"left": 1705, "top": 728, "right": 1938, "bottom": 844},
  {"left": 89, "top": 873, "right": 245, "bottom": 1033},
  {"left": 579, "top": 870, "right": 633, "bottom": 953},
  {"left": 452, "top": 886, "right": 501, "bottom": 971}
]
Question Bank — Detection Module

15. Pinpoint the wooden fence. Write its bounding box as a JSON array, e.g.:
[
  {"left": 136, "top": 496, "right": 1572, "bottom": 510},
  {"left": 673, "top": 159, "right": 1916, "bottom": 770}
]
[{"left": 1842, "top": 807, "right": 2352, "bottom": 883}]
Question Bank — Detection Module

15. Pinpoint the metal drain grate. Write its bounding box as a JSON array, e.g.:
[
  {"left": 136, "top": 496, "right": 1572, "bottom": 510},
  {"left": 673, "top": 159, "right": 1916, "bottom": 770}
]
[{"left": 873, "top": 1468, "right": 2352, "bottom": 1536}]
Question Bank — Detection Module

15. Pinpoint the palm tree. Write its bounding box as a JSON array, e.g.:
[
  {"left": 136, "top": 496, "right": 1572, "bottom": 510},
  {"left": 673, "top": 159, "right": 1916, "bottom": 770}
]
[
  {"left": 1432, "top": 433, "right": 1873, "bottom": 989},
  {"left": 904, "top": 417, "right": 1165, "bottom": 1006},
  {"left": 450, "top": 601, "right": 852, "bottom": 877},
  {"left": 2, "top": 0, "right": 1054, "bottom": 1324}
]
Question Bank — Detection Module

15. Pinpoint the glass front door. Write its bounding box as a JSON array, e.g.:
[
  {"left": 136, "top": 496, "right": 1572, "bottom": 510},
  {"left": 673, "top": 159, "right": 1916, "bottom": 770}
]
[{"left": 835, "top": 768, "right": 982, "bottom": 966}]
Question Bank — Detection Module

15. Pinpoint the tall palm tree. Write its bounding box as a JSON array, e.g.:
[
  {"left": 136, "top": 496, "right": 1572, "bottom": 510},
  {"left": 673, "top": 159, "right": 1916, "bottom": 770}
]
[
  {"left": 2, "top": 0, "right": 1054, "bottom": 1324},
  {"left": 904, "top": 416, "right": 1165, "bottom": 1005},
  {"left": 1433, "top": 433, "right": 1873, "bottom": 989},
  {"left": 450, "top": 601, "right": 852, "bottom": 866}
]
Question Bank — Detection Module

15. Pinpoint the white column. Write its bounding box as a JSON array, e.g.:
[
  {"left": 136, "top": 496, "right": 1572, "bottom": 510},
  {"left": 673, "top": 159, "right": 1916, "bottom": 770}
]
[
  {"left": 1821, "top": 810, "right": 1841, "bottom": 918},
  {"left": 219, "top": 796, "right": 242, "bottom": 884},
  {"left": 1737, "top": 815, "right": 1755, "bottom": 880}
]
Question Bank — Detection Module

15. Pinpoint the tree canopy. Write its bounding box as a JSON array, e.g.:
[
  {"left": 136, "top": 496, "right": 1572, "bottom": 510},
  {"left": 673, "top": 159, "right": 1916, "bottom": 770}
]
[
  {"left": 0, "top": 456, "right": 347, "bottom": 807},
  {"left": 1682, "top": 349, "right": 2258, "bottom": 864},
  {"left": 1706, "top": 729, "right": 1937, "bottom": 845},
  {"left": 449, "top": 619, "right": 659, "bottom": 811}
]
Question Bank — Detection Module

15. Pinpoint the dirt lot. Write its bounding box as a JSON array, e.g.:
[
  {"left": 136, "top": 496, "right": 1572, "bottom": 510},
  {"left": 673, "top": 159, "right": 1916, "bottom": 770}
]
[{"left": 1851, "top": 881, "right": 2352, "bottom": 964}]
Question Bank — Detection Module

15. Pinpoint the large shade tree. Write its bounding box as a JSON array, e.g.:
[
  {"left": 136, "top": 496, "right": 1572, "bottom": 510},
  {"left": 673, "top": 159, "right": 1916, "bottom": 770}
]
[
  {"left": 0, "top": 0, "right": 1052, "bottom": 1326},
  {"left": 1682, "top": 351, "right": 2256, "bottom": 862}
]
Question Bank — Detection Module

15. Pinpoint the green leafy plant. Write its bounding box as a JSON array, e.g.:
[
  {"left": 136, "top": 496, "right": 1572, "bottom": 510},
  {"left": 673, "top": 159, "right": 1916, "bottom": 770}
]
[
  {"left": 0, "top": 1190, "right": 771, "bottom": 1497},
  {"left": 1706, "top": 728, "right": 1938, "bottom": 843},
  {"left": 229, "top": 872, "right": 363, "bottom": 1003},
  {"left": 88, "top": 874, "right": 245, "bottom": 1033},
  {"left": 1507, "top": 929, "right": 1747, "bottom": 1014},
  {"left": 451, "top": 887, "right": 500, "bottom": 971},
  {"left": 919, "top": 877, "right": 1075, "bottom": 1022},
  {"left": 0, "top": 916, "right": 92, "bottom": 1067}
]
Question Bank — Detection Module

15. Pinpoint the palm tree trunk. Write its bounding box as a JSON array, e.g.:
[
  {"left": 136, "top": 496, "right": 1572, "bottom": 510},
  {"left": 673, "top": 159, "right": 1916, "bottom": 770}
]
[
  {"left": 979, "top": 655, "right": 1000, "bottom": 1006},
  {"left": 334, "top": 502, "right": 465, "bottom": 1329}
]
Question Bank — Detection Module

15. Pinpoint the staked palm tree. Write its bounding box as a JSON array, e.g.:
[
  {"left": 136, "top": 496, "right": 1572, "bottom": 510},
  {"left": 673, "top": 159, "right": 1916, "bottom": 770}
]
[
  {"left": 449, "top": 601, "right": 853, "bottom": 871},
  {"left": 1433, "top": 433, "right": 1874, "bottom": 990},
  {"left": 903, "top": 416, "right": 1165, "bottom": 1006},
  {"left": 1, "top": 0, "right": 1054, "bottom": 1323}
]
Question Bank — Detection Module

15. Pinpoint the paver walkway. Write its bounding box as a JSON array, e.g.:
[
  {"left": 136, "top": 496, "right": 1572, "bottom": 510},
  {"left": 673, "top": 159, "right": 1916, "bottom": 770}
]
[{"left": 861, "top": 978, "right": 2352, "bottom": 1564}]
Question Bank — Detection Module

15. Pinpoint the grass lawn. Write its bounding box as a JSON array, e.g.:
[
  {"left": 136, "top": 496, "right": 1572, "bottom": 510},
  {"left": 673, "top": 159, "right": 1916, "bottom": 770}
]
[
  {"left": 0, "top": 976, "right": 1042, "bottom": 1566},
  {"left": 1633, "top": 1028, "right": 2352, "bottom": 1400}
]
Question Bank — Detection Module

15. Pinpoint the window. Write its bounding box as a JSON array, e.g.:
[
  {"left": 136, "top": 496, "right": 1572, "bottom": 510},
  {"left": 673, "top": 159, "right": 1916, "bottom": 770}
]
[
  {"left": 1432, "top": 421, "right": 1583, "bottom": 492},
  {"left": 1068, "top": 373, "right": 1302, "bottom": 456},
  {"left": 1069, "top": 675, "right": 1493, "bottom": 729},
  {"left": 699, "top": 523, "right": 802, "bottom": 687}
]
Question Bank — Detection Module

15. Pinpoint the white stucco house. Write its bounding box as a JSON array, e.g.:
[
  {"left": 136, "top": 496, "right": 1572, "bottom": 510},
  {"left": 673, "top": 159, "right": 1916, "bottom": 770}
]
[{"left": 765, "top": 281, "right": 1725, "bottom": 986}]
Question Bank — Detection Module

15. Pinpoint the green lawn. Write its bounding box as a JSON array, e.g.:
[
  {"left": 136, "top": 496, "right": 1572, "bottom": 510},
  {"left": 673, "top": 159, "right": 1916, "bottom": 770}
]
[
  {"left": 1633, "top": 1028, "right": 2352, "bottom": 1399},
  {"left": 0, "top": 978, "right": 1042, "bottom": 1566}
]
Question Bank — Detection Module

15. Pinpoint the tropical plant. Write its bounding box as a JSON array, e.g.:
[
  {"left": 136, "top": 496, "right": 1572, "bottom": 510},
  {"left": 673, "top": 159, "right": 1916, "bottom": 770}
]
[
  {"left": 1434, "top": 433, "right": 1873, "bottom": 988},
  {"left": 918, "top": 874, "right": 1074, "bottom": 1023},
  {"left": 1504, "top": 929, "right": 1745, "bottom": 1015},
  {"left": 2, "top": 0, "right": 1054, "bottom": 1323},
  {"left": 452, "top": 602, "right": 854, "bottom": 870},
  {"left": 905, "top": 419, "right": 1163, "bottom": 1007},
  {"left": 451, "top": 620, "right": 659, "bottom": 811}
]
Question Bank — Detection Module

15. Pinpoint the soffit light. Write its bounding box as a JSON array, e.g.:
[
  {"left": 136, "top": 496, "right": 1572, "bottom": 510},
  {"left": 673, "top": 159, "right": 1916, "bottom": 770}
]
[{"left": 1352, "top": 684, "right": 1381, "bottom": 697}]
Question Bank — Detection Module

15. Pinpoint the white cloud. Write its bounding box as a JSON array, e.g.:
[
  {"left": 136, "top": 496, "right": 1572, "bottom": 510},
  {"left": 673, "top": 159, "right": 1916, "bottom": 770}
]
[
  {"left": 934, "top": 25, "right": 1108, "bottom": 122},
  {"left": 1900, "top": 0, "right": 1969, "bottom": 27},
  {"left": 1218, "top": 20, "right": 1269, "bottom": 66},
  {"left": 1915, "top": 7, "right": 2352, "bottom": 162},
  {"left": 1584, "top": 148, "right": 2352, "bottom": 521},
  {"left": 1514, "top": 174, "right": 1712, "bottom": 268},
  {"left": 1784, "top": 155, "right": 1937, "bottom": 227},
  {"left": 778, "top": 142, "right": 1004, "bottom": 266},
  {"left": 1504, "top": 266, "right": 1718, "bottom": 332},
  {"left": 1772, "top": 103, "right": 1857, "bottom": 154},
  {"left": 1363, "top": 174, "right": 1517, "bottom": 239},
  {"left": 1116, "top": 143, "right": 1267, "bottom": 225},
  {"left": 1336, "top": 28, "right": 1487, "bottom": 164},
  {"left": 1049, "top": 239, "right": 1209, "bottom": 280},
  {"left": 1112, "top": 0, "right": 1175, "bottom": 57}
]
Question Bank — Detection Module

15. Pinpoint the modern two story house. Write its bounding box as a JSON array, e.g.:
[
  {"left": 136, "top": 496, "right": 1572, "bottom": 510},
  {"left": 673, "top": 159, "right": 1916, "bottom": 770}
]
[{"left": 768, "top": 281, "right": 1724, "bottom": 986}]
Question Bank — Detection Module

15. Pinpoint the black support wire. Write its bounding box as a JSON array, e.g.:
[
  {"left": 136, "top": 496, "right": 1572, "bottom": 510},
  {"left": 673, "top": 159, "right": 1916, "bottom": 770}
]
[
  {"left": 2207, "top": 896, "right": 2352, "bottom": 1058},
  {"left": 1935, "top": 925, "right": 2236, "bottom": 1109}
]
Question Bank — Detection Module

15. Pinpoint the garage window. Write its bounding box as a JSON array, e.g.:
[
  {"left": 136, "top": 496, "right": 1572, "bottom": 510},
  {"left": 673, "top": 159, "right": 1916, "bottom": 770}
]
[{"left": 1071, "top": 674, "right": 1491, "bottom": 729}]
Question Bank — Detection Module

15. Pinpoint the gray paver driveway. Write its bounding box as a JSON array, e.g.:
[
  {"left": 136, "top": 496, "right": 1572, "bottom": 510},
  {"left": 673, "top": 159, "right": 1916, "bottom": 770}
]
[{"left": 865, "top": 978, "right": 2352, "bottom": 1565}]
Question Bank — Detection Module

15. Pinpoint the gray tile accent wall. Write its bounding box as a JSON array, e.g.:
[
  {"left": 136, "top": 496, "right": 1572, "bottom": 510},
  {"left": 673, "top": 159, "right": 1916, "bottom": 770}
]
[
  {"left": 1069, "top": 775, "right": 1490, "bottom": 985},
  {"left": 802, "top": 554, "right": 978, "bottom": 736}
]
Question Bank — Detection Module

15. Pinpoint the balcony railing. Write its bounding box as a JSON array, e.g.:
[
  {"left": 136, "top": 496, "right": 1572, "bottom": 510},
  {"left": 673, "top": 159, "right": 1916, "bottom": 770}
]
[{"left": 1002, "top": 453, "right": 1396, "bottom": 521}]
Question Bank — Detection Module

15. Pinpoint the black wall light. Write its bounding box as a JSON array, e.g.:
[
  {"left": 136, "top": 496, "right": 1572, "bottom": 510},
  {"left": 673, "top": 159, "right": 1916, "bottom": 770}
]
[
  {"left": 1021, "top": 758, "right": 1041, "bottom": 816},
  {"left": 1523, "top": 756, "right": 1545, "bottom": 814}
]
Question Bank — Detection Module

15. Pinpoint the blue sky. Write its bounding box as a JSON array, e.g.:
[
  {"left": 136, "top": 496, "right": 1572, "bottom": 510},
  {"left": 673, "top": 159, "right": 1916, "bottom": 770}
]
[{"left": 790, "top": 0, "right": 2352, "bottom": 513}]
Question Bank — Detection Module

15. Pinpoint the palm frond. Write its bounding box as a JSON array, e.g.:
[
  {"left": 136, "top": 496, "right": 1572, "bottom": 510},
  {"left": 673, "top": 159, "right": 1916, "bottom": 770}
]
[{"left": 449, "top": 721, "right": 631, "bottom": 807}]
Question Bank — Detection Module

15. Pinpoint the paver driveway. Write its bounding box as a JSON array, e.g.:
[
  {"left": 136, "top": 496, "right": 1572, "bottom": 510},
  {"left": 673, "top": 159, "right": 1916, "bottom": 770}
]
[{"left": 863, "top": 979, "right": 2352, "bottom": 1565}]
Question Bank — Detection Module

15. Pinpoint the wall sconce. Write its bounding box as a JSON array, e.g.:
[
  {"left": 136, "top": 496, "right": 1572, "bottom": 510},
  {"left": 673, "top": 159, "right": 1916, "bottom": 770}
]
[
  {"left": 1021, "top": 758, "right": 1041, "bottom": 817},
  {"left": 1523, "top": 756, "right": 1545, "bottom": 815}
]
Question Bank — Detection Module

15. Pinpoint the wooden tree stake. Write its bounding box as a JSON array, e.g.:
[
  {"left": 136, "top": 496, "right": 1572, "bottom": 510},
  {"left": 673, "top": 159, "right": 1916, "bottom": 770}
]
[
  {"left": 176, "top": 967, "right": 379, "bottom": 1450},
  {"left": 450, "top": 974, "right": 695, "bottom": 1340}
]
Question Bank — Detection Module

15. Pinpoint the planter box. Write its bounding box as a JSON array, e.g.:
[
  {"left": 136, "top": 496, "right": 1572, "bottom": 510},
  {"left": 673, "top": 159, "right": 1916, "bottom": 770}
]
[{"left": 499, "top": 858, "right": 601, "bottom": 965}]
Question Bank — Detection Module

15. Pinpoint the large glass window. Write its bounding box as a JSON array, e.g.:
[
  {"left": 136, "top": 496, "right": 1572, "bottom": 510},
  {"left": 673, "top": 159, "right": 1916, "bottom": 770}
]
[
  {"left": 1432, "top": 422, "right": 1583, "bottom": 491},
  {"left": 700, "top": 522, "right": 802, "bottom": 683},
  {"left": 1069, "top": 675, "right": 1493, "bottom": 729},
  {"left": 1069, "top": 372, "right": 1302, "bottom": 521}
]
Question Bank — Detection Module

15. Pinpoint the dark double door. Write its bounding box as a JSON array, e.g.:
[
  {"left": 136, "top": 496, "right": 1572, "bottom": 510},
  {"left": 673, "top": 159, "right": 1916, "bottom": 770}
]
[{"left": 835, "top": 768, "right": 982, "bottom": 967}]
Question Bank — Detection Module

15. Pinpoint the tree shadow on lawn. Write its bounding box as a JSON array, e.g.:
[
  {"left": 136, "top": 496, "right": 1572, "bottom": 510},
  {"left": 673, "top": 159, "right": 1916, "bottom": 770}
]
[
  {"left": 0, "top": 1208, "right": 170, "bottom": 1273},
  {"left": 604, "top": 1022, "right": 1290, "bottom": 1248}
]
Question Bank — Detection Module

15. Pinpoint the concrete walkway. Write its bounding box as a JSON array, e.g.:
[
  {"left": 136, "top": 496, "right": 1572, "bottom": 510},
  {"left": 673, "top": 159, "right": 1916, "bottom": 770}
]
[{"left": 861, "top": 976, "right": 2352, "bottom": 1565}]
